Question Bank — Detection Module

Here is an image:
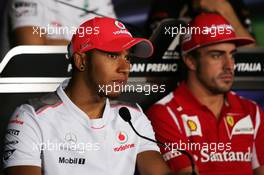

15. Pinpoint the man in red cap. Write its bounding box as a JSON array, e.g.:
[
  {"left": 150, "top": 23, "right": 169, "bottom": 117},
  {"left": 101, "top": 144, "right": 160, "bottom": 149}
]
[
  {"left": 3, "top": 17, "right": 177, "bottom": 175},
  {"left": 147, "top": 12, "right": 264, "bottom": 175}
]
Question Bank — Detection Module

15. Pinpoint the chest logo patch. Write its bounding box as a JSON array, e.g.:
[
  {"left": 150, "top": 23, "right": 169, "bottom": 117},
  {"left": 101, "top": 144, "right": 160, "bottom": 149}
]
[
  {"left": 224, "top": 115, "right": 254, "bottom": 139},
  {"left": 117, "top": 131, "right": 128, "bottom": 144},
  {"left": 187, "top": 120, "right": 197, "bottom": 132},
  {"left": 231, "top": 115, "right": 254, "bottom": 136},
  {"left": 226, "top": 115, "right": 234, "bottom": 127},
  {"left": 182, "top": 114, "right": 202, "bottom": 137}
]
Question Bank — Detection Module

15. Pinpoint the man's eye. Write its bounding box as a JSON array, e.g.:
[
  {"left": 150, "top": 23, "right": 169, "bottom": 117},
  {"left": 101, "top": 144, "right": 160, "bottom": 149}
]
[
  {"left": 211, "top": 53, "right": 222, "bottom": 59},
  {"left": 107, "top": 53, "right": 118, "bottom": 59},
  {"left": 124, "top": 55, "right": 131, "bottom": 61}
]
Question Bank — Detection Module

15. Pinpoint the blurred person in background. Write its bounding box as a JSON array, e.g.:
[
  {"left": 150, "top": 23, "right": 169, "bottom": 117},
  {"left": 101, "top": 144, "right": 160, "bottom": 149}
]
[
  {"left": 0, "top": 0, "right": 116, "bottom": 60},
  {"left": 8, "top": 0, "right": 116, "bottom": 45},
  {"left": 147, "top": 0, "right": 255, "bottom": 47}
]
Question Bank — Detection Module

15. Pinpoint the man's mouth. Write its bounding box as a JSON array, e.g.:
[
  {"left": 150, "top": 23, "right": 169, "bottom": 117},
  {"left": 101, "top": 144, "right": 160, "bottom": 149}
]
[
  {"left": 219, "top": 74, "right": 233, "bottom": 81},
  {"left": 112, "top": 80, "right": 127, "bottom": 85}
]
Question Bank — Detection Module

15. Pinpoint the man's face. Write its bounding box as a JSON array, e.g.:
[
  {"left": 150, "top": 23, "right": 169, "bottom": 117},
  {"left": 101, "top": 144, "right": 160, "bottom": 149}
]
[
  {"left": 194, "top": 43, "right": 236, "bottom": 94},
  {"left": 86, "top": 49, "right": 131, "bottom": 98}
]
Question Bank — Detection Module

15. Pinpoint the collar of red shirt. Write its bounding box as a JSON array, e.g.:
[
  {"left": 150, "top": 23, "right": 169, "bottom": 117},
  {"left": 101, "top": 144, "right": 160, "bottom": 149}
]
[{"left": 172, "top": 82, "right": 238, "bottom": 112}]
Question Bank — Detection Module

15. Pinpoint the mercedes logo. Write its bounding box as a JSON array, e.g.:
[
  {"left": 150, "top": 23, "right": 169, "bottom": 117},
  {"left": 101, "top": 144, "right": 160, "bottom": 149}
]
[{"left": 65, "top": 132, "right": 77, "bottom": 143}]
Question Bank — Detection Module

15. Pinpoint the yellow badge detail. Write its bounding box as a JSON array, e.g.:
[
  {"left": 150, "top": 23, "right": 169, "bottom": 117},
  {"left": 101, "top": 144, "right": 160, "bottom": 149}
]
[
  {"left": 226, "top": 115, "right": 234, "bottom": 127},
  {"left": 187, "top": 120, "right": 197, "bottom": 131}
]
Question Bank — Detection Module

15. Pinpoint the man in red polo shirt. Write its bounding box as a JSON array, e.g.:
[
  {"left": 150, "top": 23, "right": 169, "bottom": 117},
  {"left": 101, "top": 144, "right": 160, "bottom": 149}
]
[{"left": 146, "top": 12, "right": 264, "bottom": 175}]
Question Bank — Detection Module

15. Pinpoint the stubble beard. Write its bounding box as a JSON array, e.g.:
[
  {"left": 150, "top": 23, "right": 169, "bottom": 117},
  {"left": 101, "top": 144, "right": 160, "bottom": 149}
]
[{"left": 196, "top": 65, "right": 233, "bottom": 95}]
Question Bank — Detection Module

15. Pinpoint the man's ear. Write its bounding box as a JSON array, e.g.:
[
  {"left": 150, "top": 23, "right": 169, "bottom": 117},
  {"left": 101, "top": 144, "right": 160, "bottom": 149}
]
[
  {"left": 182, "top": 54, "right": 197, "bottom": 71},
  {"left": 73, "top": 52, "right": 86, "bottom": 71}
]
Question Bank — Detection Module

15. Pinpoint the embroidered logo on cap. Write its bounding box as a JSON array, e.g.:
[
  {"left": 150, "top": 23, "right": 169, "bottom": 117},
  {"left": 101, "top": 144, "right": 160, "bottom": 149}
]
[
  {"left": 115, "top": 21, "right": 126, "bottom": 30},
  {"left": 113, "top": 21, "right": 132, "bottom": 36}
]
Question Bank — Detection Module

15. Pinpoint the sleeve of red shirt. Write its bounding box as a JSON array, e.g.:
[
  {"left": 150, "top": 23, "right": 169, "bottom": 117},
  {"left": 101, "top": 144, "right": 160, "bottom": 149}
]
[
  {"left": 253, "top": 105, "right": 264, "bottom": 168},
  {"left": 146, "top": 104, "right": 193, "bottom": 172}
]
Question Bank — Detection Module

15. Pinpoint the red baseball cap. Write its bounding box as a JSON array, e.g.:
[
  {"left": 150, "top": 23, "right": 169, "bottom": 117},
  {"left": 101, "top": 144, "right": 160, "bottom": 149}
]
[
  {"left": 181, "top": 13, "right": 255, "bottom": 54},
  {"left": 68, "top": 17, "right": 153, "bottom": 58}
]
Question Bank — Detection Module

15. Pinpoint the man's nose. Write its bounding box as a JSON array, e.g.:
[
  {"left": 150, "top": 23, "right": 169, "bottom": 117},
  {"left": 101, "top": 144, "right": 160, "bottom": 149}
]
[
  {"left": 117, "top": 57, "right": 130, "bottom": 75},
  {"left": 224, "top": 55, "right": 235, "bottom": 71}
]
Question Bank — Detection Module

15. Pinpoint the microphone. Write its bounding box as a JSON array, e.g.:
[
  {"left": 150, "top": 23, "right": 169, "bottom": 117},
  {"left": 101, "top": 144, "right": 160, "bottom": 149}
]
[
  {"left": 119, "top": 106, "right": 160, "bottom": 145},
  {"left": 119, "top": 107, "right": 196, "bottom": 175}
]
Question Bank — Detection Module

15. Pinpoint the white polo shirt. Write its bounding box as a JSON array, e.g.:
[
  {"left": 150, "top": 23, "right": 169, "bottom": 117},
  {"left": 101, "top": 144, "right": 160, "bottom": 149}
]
[
  {"left": 9, "top": 0, "right": 116, "bottom": 40},
  {"left": 3, "top": 80, "right": 159, "bottom": 175}
]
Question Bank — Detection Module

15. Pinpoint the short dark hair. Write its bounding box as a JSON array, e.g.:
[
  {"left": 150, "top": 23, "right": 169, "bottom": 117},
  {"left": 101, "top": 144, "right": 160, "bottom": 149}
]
[
  {"left": 179, "top": 49, "right": 201, "bottom": 81},
  {"left": 187, "top": 49, "right": 201, "bottom": 59}
]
